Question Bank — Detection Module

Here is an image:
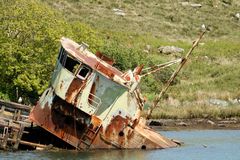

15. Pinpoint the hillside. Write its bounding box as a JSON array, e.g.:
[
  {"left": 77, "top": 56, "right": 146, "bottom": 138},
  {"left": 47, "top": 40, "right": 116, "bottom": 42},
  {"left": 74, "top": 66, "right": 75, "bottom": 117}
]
[
  {"left": 43, "top": 0, "right": 240, "bottom": 39},
  {"left": 44, "top": 0, "right": 240, "bottom": 107},
  {"left": 1, "top": 0, "right": 240, "bottom": 118}
]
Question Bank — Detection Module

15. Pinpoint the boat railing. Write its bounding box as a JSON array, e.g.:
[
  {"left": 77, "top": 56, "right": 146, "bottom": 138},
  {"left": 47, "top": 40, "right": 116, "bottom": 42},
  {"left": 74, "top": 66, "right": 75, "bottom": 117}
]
[{"left": 88, "top": 93, "right": 102, "bottom": 112}]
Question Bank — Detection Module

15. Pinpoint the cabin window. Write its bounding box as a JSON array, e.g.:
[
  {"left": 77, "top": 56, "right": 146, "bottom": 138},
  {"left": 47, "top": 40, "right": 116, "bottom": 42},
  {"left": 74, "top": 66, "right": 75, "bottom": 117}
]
[
  {"left": 77, "top": 66, "right": 91, "bottom": 80},
  {"left": 58, "top": 47, "right": 80, "bottom": 73},
  {"left": 65, "top": 55, "right": 80, "bottom": 73},
  {"left": 58, "top": 47, "right": 64, "bottom": 60},
  {"left": 58, "top": 47, "right": 66, "bottom": 65}
]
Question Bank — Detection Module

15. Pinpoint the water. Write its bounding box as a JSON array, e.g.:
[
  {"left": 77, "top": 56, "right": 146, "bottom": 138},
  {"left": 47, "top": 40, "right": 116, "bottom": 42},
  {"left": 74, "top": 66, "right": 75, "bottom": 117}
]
[{"left": 0, "top": 130, "right": 240, "bottom": 160}]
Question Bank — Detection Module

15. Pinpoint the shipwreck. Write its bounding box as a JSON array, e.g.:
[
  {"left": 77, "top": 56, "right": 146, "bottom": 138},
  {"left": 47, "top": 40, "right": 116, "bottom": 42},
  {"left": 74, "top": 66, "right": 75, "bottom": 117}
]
[
  {"left": 0, "top": 30, "right": 205, "bottom": 150},
  {"left": 28, "top": 37, "right": 179, "bottom": 150}
]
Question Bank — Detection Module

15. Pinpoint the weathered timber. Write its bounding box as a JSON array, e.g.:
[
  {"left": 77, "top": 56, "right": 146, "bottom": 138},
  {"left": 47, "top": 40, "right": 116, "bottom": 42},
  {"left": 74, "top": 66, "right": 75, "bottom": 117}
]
[
  {"left": 0, "top": 99, "right": 32, "bottom": 112},
  {"left": 13, "top": 123, "right": 24, "bottom": 150},
  {"left": 0, "top": 137, "right": 57, "bottom": 150},
  {"left": 0, "top": 99, "right": 33, "bottom": 150}
]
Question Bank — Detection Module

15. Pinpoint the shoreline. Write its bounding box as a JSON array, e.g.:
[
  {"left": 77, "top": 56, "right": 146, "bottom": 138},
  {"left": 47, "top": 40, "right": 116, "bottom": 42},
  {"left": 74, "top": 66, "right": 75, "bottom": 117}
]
[{"left": 147, "top": 118, "right": 240, "bottom": 130}]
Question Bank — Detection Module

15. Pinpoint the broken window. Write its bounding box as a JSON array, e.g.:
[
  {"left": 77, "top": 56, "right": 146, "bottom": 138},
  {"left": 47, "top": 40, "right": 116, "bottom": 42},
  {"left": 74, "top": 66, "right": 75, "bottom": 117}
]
[
  {"left": 65, "top": 55, "right": 80, "bottom": 73},
  {"left": 58, "top": 47, "right": 80, "bottom": 73},
  {"left": 77, "top": 65, "right": 91, "bottom": 80}
]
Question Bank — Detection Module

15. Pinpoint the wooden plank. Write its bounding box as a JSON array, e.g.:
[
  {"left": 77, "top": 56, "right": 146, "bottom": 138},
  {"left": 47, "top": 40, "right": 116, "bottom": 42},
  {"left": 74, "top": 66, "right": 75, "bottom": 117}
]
[
  {"left": 0, "top": 136, "right": 57, "bottom": 150},
  {"left": 0, "top": 99, "right": 32, "bottom": 112},
  {"left": 1, "top": 127, "right": 9, "bottom": 150}
]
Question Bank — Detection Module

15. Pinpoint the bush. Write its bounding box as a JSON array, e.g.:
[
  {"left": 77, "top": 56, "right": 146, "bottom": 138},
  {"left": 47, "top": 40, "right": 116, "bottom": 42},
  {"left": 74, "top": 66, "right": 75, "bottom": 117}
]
[{"left": 0, "top": 0, "right": 103, "bottom": 103}]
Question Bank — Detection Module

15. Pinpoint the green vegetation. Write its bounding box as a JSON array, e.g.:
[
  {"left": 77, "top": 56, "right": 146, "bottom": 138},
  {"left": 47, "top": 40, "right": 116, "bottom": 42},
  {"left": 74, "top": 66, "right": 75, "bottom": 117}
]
[
  {"left": 0, "top": 0, "right": 103, "bottom": 102},
  {"left": 145, "top": 104, "right": 240, "bottom": 119},
  {"left": 1, "top": 0, "right": 240, "bottom": 119}
]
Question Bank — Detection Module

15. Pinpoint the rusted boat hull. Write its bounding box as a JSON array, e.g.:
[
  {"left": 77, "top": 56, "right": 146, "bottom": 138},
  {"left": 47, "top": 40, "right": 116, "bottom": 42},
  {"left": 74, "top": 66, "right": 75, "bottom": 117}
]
[
  {"left": 29, "top": 37, "right": 178, "bottom": 150},
  {"left": 29, "top": 99, "right": 177, "bottom": 150}
]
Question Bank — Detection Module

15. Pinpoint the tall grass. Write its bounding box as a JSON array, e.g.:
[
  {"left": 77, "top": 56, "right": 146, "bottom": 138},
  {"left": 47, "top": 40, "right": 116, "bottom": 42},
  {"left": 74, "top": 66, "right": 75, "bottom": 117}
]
[{"left": 147, "top": 104, "right": 240, "bottom": 119}]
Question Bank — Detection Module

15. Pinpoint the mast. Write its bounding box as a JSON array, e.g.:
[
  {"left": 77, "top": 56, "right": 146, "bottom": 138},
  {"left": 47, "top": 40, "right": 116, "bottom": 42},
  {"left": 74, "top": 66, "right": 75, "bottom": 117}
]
[{"left": 146, "top": 30, "right": 206, "bottom": 119}]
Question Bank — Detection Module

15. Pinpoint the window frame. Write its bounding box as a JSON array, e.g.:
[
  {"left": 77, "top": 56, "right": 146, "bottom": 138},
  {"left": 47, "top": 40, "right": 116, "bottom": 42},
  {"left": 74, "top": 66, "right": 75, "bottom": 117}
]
[{"left": 77, "top": 65, "right": 92, "bottom": 80}]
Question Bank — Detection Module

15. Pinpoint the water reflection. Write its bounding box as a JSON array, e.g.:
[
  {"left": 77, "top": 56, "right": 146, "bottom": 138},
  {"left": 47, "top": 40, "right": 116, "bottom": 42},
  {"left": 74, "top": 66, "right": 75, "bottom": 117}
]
[
  {"left": 36, "top": 149, "right": 148, "bottom": 160},
  {"left": 1, "top": 130, "right": 240, "bottom": 160}
]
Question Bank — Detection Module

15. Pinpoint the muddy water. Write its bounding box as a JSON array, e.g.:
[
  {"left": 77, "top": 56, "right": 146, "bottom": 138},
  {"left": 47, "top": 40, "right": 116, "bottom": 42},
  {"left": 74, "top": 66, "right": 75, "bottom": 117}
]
[{"left": 0, "top": 130, "right": 240, "bottom": 160}]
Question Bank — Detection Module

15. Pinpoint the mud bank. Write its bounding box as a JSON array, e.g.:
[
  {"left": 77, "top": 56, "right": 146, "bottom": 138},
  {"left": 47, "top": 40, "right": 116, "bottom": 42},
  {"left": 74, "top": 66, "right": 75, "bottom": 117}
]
[{"left": 148, "top": 118, "right": 240, "bottom": 130}]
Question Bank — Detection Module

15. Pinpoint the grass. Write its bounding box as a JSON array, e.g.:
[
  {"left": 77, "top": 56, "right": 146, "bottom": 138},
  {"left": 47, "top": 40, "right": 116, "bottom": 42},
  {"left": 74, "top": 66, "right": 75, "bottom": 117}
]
[
  {"left": 43, "top": 0, "right": 240, "bottom": 40},
  {"left": 41, "top": 0, "right": 240, "bottom": 119},
  {"left": 145, "top": 104, "right": 240, "bottom": 119}
]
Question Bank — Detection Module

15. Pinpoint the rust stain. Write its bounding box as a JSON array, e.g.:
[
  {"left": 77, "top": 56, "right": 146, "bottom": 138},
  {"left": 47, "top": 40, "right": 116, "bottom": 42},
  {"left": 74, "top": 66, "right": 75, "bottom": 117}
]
[
  {"left": 65, "top": 78, "right": 85, "bottom": 104},
  {"left": 96, "top": 63, "right": 115, "bottom": 79},
  {"left": 96, "top": 51, "right": 114, "bottom": 66},
  {"left": 60, "top": 80, "right": 63, "bottom": 90},
  {"left": 88, "top": 82, "right": 96, "bottom": 105}
]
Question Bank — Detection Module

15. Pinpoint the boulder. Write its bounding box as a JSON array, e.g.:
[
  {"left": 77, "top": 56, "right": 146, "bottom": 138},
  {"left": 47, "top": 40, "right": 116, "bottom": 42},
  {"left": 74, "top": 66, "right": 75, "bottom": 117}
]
[
  {"left": 190, "top": 3, "right": 202, "bottom": 8},
  {"left": 158, "top": 46, "right": 184, "bottom": 55},
  {"left": 177, "top": 121, "right": 189, "bottom": 126},
  {"left": 209, "top": 98, "right": 229, "bottom": 107},
  {"left": 113, "top": 8, "right": 126, "bottom": 16},
  {"left": 235, "top": 13, "right": 240, "bottom": 20},
  {"left": 207, "top": 120, "right": 215, "bottom": 125},
  {"left": 180, "top": 2, "right": 202, "bottom": 8}
]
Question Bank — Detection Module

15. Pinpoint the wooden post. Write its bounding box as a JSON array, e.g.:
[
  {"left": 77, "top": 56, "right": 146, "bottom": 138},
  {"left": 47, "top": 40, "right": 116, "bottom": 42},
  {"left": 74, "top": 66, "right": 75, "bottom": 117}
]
[
  {"left": 16, "top": 110, "right": 21, "bottom": 121},
  {"left": 1, "top": 127, "right": 9, "bottom": 150},
  {"left": 0, "top": 106, "right": 5, "bottom": 113},
  {"left": 13, "top": 123, "right": 25, "bottom": 150}
]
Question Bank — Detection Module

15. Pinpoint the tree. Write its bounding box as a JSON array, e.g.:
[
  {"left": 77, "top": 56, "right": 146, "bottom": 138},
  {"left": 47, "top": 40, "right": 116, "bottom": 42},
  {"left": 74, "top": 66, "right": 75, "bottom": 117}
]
[{"left": 0, "top": 0, "right": 102, "bottom": 103}]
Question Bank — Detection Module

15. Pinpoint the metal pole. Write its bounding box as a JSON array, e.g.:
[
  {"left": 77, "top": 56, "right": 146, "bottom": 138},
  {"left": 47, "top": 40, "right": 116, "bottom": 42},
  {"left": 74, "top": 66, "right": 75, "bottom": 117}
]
[{"left": 146, "top": 31, "right": 206, "bottom": 119}]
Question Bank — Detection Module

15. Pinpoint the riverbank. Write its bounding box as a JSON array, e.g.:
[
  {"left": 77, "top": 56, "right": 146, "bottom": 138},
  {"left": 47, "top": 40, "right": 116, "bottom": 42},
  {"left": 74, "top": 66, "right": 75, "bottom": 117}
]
[{"left": 148, "top": 118, "right": 240, "bottom": 130}]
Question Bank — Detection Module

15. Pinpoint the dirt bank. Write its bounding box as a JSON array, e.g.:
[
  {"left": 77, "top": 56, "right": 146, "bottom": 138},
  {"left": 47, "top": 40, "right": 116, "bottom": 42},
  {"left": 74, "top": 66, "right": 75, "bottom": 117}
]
[{"left": 148, "top": 118, "right": 240, "bottom": 130}]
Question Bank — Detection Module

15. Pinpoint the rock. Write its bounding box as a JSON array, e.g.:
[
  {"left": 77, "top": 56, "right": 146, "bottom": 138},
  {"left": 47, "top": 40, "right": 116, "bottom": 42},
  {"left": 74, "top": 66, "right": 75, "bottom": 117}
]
[
  {"left": 229, "top": 98, "right": 240, "bottom": 105},
  {"left": 222, "top": 0, "right": 232, "bottom": 5},
  {"left": 158, "top": 46, "right": 184, "bottom": 55},
  {"left": 219, "top": 120, "right": 237, "bottom": 124},
  {"left": 171, "top": 139, "right": 184, "bottom": 145},
  {"left": 190, "top": 3, "right": 202, "bottom": 8},
  {"left": 113, "top": 8, "right": 126, "bottom": 16},
  {"left": 218, "top": 124, "right": 226, "bottom": 127},
  {"left": 143, "top": 50, "right": 149, "bottom": 53},
  {"left": 201, "top": 24, "right": 206, "bottom": 32},
  {"left": 230, "top": 117, "right": 238, "bottom": 121},
  {"left": 197, "top": 119, "right": 204, "bottom": 123},
  {"left": 216, "top": 117, "right": 222, "bottom": 121},
  {"left": 207, "top": 120, "right": 215, "bottom": 125},
  {"left": 181, "top": 2, "right": 189, "bottom": 7},
  {"left": 149, "top": 120, "right": 163, "bottom": 126},
  {"left": 180, "top": 2, "right": 202, "bottom": 8},
  {"left": 204, "top": 55, "right": 209, "bottom": 59},
  {"left": 113, "top": 8, "right": 123, "bottom": 12},
  {"left": 202, "top": 144, "right": 207, "bottom": 148},
  {"left": 167, "top": 97, "right": 180, "bottom": 107},
  {"left": 209, "top": 98, "right": 229, "bottom": 107},
  {"left": 177, "top": 121, "right": 189, "bottom": 127},
  {"left": 235, "top": 13, "right": 240, "bottom": 20},
  {"left": 146, "top": 45, "right": 151, "bottom": 51},
  {"left": 143, "top": 45, "right": 151, "bottom": 53}
]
